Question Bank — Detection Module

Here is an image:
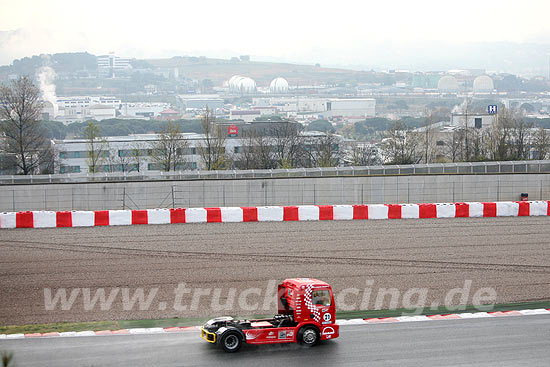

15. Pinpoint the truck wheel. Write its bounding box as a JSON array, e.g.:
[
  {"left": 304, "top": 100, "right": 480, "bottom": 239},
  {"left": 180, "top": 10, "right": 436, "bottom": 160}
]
[
  {"left": 298, "top": 325, "right": 320, "bottom": 347},
  {"left": 220, "top": 330, "right": 242, "bottom": 353}
]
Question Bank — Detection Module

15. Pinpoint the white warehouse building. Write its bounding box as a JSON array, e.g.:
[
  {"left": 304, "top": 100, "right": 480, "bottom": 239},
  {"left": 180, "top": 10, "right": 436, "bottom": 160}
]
[
  {"left": 53, "top": 130, "right": 342, "bottom": 174},
  {"left": 450, "top": 113, "right": 496, "bottom": 129},
  {"left": 51, "top": 96, "right": 121, "bottom": 124},
  {"left": 54, "top": 134, "right": 203, "bottom": 174},
  {"left": 323, "top": 98, "right": 376, "bottom": 119}
]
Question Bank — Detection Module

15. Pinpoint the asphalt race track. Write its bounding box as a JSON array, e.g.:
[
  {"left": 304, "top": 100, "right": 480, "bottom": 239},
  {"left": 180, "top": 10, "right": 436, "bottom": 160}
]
[
  {"left": 1, "top": 217, "right": 550, "bottom": 324},
  {"left": 2, "top": 315, "right": 550, "bottom": 366}
]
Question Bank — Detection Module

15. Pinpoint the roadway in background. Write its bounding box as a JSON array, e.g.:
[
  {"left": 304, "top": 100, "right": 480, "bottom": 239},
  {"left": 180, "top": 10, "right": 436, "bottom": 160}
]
[{"left": 1, "top": 217, "right": 549, "bottom": 325}]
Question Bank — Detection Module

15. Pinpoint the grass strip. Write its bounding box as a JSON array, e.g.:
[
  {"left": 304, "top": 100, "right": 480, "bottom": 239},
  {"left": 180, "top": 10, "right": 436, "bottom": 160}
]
[{"left": 0, "top": 321, "right": 120, "bottom": 335}]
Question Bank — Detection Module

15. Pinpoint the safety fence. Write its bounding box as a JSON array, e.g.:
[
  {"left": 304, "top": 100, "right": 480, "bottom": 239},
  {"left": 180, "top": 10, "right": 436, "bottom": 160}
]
[{"left": 2, "top": 160, "right": 550, "bottom": 185}]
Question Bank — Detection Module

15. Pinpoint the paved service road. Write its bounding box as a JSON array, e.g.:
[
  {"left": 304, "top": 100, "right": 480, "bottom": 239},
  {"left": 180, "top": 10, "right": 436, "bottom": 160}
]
[
  {"left": 1, "top": 217, "right": 550, "bottom": 324},
  {"left": 2, "top": 316, "right": 550, "bottom": 366}
]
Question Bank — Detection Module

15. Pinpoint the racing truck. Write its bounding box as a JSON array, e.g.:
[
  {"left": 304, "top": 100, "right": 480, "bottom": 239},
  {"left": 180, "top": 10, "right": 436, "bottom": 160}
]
[{"left": 200, "top": 278, "right": 339, "bottom": 352}]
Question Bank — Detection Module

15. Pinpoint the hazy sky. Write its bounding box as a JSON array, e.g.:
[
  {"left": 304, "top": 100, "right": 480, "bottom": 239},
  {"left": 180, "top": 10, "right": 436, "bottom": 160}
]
[{"left": 1, "top": 0, "right": 549, "bottom": 67}]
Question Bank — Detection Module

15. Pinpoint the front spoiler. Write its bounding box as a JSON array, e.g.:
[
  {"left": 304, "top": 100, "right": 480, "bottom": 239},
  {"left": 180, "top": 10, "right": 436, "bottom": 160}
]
[{"left": 200, "top": 327, "right": 216, "bottom": 343}]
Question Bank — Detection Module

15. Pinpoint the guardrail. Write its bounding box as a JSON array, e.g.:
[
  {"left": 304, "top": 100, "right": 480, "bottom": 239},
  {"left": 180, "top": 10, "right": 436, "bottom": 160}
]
[{"left": 1, "top": 160, "right": 550, "bottom": 185}]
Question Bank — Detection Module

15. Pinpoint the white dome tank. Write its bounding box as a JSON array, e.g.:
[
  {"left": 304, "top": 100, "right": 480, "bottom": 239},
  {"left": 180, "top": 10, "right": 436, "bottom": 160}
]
[
  {"left": 438, "top": 76, "right": 459, "bottom": 93},
  {"left": 473, "top": 76, "right": 494, "bottom": 93},
  {"left": 228, "top": 75, "right": 256, "bottom": 93},
  {"left": 269, "top": 77, "right": 289, "bottom": 93}
]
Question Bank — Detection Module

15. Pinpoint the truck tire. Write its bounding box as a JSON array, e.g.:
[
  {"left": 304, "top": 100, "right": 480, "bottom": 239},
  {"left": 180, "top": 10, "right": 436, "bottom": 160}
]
[
  {"left": 297, "top": 325, "right": 320, "bottom": 347},
  {"left": 220, "top": 330, "right": 243, "bottom": 353}
]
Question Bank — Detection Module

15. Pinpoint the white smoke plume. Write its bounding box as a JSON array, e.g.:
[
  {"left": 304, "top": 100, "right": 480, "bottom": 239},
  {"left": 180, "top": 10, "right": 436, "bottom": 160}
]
[{"left": 37, "top": 65, "right": 58, "bottom": 117}]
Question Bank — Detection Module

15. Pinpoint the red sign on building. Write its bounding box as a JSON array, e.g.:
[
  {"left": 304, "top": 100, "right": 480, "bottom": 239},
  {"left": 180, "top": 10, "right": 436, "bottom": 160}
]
[{"left": 228, "top": 125, "right": 239, "bottom": 135}]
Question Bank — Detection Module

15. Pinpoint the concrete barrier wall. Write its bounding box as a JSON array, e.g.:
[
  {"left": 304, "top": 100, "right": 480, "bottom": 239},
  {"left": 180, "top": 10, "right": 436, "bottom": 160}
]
[{"left": 0, "top": 173, "right": 549, "bottom": 212}]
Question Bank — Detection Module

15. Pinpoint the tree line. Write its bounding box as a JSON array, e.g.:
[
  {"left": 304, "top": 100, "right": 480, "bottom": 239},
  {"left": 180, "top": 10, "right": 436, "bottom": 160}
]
[
  {"left": 82, "top": 110, "right": 343, "bottom": 173},
  {"left": 380, "top": 102, "right": 550, "bottom": 165}
]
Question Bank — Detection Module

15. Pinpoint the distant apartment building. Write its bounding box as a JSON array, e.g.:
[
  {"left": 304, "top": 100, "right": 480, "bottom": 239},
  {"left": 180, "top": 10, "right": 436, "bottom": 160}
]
[{"left": 97, "top": 53, "right": 132, "bottom": 78}]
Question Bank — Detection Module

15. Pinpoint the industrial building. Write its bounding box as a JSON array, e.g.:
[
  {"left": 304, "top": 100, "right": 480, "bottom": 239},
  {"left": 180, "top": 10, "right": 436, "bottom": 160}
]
[
  {"left": 450, "top": 113, "right": 496, "bottom": 129},
  {"left": 322, "top": 98, "right": 376, "bottom": 120},
  {"left": 178, "top": 95, "right": 224, "bottom": 111},
  {"left": 54, "top": 122, "right": 342, "bottom": 174},
  {"left": 42, "top": 96, "right": 121, "bottom": 123},
  {"left": 119, "top": 103, "right": 171, "bottom": 118}
]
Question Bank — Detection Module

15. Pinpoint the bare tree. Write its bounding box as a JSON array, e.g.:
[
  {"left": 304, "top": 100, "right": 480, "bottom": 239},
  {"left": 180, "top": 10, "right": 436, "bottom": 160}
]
[
  {"left": 486, "top": 108, "right": 513, "bottom": 161},
  {"left": 469, "top": 127, "right": 489, "bottom": 161},
  {"left": 234, "top": 128, "right": 256, "bottom": 169},
  {"left": 460, "top": 98, "right": 473, "bottom": 161},
  {"left": 255, "top": 133, "right": 278, "bottom": 169},
  {"left": 233, "top": 128, "right": 274, "bottom": 169},
  {"left": 104, "top": 147, "right": 117, "bottom": 173},
  {"left": 149, "top": 121, "right": 189, "bottom": 171},
  {"left": 381, "top": 120, "right": 420, "bottom": 164},
  {"left": 510, "top": 117, "right": 533, "bottom": 160},
  {"left": 0, "top": 139, "right": 18, "bottom": 173},
  {"left": 198, "top": 108, "right": 228, "bottom": 170},
  {"left": 349, "top": 143, "right": 381, "bottom": 166},
  {"left": 305, "top": 133, "right": 342, "bottom": 167},
  {"left": 271, "top": 122, "right": 303, "bottom": 168},
  {"left": 533, "top": 127, "right": 550, "bottom": 160},
  {"left": 130, "top": 141, "right": 146, "bottom": 172},
  {"left": 0, "top": 76, "right": 54, "bottom": 174},
  {"left": 105, "top": 145, "right": 134, "bottom": 173},
  {"left": 84, "top": 121, "right": 107, "bottom": 173},
  {"left": 443, "top": 129, "right": 463, "bottom": 163},
  {"left": 419, "top": 109, "right": 437, "bottom": 164}
]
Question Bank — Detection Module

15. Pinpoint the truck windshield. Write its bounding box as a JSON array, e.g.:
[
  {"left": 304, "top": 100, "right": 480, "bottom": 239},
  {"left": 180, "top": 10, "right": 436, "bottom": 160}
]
[{"left": 312, "top": 290, "right": 331, "bottom": 306}]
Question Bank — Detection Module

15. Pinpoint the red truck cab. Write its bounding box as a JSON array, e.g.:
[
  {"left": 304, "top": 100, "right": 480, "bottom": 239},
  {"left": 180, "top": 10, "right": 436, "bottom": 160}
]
[{"left": 201, "top": 278, "right": 339, "bottom": 352}]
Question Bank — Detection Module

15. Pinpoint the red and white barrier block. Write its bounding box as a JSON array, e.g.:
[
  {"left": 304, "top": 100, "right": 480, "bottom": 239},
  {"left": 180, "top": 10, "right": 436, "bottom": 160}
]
[{"left": 1, "top": 201, "right": 548, "bottom": 229}]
